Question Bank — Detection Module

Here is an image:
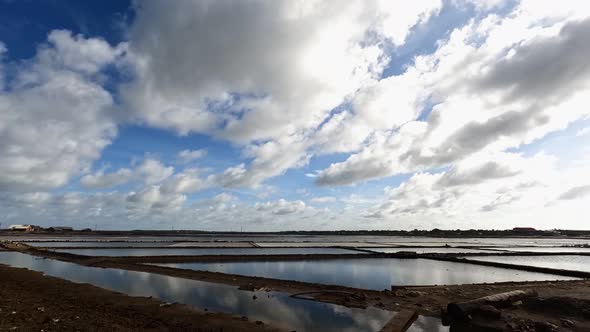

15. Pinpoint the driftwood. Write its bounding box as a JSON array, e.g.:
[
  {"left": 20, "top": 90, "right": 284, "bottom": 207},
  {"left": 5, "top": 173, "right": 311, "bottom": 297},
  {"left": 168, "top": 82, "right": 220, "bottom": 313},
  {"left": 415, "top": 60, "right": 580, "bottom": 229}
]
[
  {"left": 447, "top": 289, "right": 538, "bottom": 320},
  {"left": 379, "top": 309, "right": 418, "bottom": 332}
]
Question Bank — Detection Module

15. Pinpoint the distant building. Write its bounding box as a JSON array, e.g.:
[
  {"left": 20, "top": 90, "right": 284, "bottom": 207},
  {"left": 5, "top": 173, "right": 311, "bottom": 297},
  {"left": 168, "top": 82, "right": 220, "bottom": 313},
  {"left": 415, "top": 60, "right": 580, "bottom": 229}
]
[
  {"left": 8, "top": 224, "right": 39, "bottom": 232},
  {"left": 512, "top": 227, "right": 536, "bottom": 232}
]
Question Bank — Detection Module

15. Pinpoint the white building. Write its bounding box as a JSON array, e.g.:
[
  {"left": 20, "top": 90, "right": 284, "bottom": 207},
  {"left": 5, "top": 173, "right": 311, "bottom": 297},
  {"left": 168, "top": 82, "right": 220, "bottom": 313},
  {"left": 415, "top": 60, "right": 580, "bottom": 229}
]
[{"left": 8, "top": 224, "right": 36, "bottom": 232}]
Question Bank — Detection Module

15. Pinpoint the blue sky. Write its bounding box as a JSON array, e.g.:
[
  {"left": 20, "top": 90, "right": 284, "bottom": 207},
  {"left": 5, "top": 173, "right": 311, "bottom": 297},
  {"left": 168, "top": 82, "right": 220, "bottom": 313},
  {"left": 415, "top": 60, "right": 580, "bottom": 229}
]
[{"left": 1, "top": 0, "right": 589, "bottom": 230}]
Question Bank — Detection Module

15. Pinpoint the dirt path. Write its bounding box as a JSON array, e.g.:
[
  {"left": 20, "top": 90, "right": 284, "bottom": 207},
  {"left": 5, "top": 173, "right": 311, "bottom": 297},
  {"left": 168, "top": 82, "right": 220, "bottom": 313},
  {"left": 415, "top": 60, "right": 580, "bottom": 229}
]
[{"left": 0, "top": 264, "right": 282, "bottom": 332}]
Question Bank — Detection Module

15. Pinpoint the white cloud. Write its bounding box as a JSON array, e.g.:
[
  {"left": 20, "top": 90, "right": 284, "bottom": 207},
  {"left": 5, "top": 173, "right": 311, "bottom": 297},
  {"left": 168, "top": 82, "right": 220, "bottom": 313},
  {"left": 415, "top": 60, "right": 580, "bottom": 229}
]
[
  {"left": 213, "top": 135, "right": 310, "bottom": 188},
  {"left": 135, "top": 159, "right": 174, "bottom": 185},
  {"left": 310, "top": 196, "right": 337, "bottom": 203},
  {"left": 122, "top": 0, "right": 441, "bottom": 142},
  {"left": 3, "top": 2, "right": 590, "bottom": 231},
  {"left": 316, "top": 6, "right": 590, "bottom": 186},
  {"left": 160, "top": 168, "right": 209, "bottom": 194},
  {"left": 0, "top": 31, "right": 122, "bottom": 192},
  {"left": 126, "top": 186, "right": 186, "bottom": 211},
  {"left": 256, "top": 199, "right": 307, "bottom": 215},
  {"left": 81, "top": 158, "right": 174, "bottom": 189},
  {"left": 364, "top": 152, "right": 590, "bottom": 229},
  {"left": 576, "top": 127, "right": 590, "bottom": 137},
  {"left": 177, "top": 149, "right": 207, "bottom": 164},
  {"left": 0, "top": 192, "right": 333, "bottom": 231},
  {"left": 558, "top": 185, "right": 590, "bottom": 201},
  {"left": 40, "top": 30, "right": 126, "bottom": 75},
  {"left": 116, "top": 0, "right": 442, "bottom": 188},
  {"left": 80, "top": 168, "right": 133, "bottom": 189},
  {"left": 316, "top": 123, "right": 426, "bottom": 186},
  {"left": 193, "top": 192, "right": 236, "bottom": 212}
]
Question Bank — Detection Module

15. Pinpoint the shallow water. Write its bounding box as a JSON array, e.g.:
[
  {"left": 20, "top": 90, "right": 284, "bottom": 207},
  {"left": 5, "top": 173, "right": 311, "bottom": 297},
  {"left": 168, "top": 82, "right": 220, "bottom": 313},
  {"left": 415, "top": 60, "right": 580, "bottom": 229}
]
[
  {"left": 52, "top": 247, "right": 365, "bottom": 256},
  {"left": 0, "top": 251, "right": 445, "bottom": 332},
  {"left": 464, "top": 255, "right": 590, "bottom": 273},
  {"left": 153, "top": 258, "right": 576, "bottom": 290},
  {"left": 255, "top": 242, "right": 390, "bottom": 247},
  {"left": 489, "top": 247, "right": 590, "bottom": 253},
  {"left": 4, "top": 235, "right": 589, "bottom": 247},
  {"left": 21, "top": 241, "right": 256, "bottom": 248},
  {"left": 363, "top": 247, "right": 499, "bottom": 254}
]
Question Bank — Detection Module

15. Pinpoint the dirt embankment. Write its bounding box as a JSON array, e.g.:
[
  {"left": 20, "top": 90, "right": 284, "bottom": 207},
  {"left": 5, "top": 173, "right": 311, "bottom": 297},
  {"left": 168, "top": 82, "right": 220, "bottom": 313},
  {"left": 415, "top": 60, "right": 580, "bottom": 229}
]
[{"left": 0, "top": 263, "right": 282, "bottom": 332}]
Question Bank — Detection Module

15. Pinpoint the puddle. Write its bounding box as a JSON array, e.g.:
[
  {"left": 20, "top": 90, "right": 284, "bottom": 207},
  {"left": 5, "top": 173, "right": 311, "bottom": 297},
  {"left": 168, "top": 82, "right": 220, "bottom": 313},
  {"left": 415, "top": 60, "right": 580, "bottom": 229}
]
[
  {"left": 51, "top": 247, "right": 365, "bottom": 256},
  {"left": 0, "top": 252, "right": 447, "bottom": 331},
  {"left": 463, "top": 255, "right": 590, "bottom": 273},
  {"left": 152, "top": 258, "right": 576, "bottom": 290}
]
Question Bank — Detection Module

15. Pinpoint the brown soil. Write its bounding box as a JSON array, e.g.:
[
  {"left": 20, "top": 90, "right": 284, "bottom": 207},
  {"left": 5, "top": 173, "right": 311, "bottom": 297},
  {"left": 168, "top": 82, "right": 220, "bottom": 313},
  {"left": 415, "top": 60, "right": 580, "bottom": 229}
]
[{"left": 0, "top": 263, "right": 282, "bottom": 332}]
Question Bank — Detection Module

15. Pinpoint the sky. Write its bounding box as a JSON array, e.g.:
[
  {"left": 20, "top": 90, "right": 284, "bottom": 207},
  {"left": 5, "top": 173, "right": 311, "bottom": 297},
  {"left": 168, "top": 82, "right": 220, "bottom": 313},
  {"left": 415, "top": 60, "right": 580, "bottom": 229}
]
[{"left": 1, "top": 0, "right": 589, "bottom": 231}]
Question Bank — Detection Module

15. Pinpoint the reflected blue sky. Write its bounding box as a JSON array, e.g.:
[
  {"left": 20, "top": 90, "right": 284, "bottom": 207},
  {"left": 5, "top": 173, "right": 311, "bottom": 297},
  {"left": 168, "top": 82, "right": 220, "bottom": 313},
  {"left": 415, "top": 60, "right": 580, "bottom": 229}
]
[{"left": 155, "top": 258, "right": 577, "bottom": 290}]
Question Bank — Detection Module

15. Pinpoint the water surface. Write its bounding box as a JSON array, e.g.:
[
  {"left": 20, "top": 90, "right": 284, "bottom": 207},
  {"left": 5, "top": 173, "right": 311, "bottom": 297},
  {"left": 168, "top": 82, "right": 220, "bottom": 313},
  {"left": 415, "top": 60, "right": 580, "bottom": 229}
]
[
  {"left": 364, "top": 247, "right": 498, "bottom": 254},
  {"left": 3, "top": 235, "right": 588, "bottom": 247},
  {"left": 52, "top": 247, "right": 364, "bottom": 256},
  {"left": 0, "top": 251, "right": 444, "bottom": 332},
  {"left": 22, "top": 241, "right": 255, "bottom": 248},
  {"left": 464, "top": 255, "right": 590, "bottom": 273},
  {"left": 489, "top": 247, "right": 590, "bottom": 253},
  {"left": 153, "top": 258, "right": 576, "bottom": 290}
]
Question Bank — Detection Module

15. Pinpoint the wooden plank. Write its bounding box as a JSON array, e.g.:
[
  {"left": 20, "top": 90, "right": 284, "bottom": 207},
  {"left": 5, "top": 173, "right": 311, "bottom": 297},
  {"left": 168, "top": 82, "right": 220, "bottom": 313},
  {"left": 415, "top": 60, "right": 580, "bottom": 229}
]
[{"left": 379, "top": 309, "right": 418, "bottom": 332}]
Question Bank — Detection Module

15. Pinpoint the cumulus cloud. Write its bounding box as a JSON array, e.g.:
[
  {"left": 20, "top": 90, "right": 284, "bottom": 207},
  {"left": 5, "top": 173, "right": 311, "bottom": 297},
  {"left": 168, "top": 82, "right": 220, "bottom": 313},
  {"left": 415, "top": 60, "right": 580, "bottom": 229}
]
[
  {"left": 311, "top": 196, "right": 337, "bottom": 203},
  {"left": 436, "top": 157, "right": 522, "bottom": 188},
  {"left": 121, "top": 0, "right": 440, "bottom": 142},
  {"left": 160, "top": 168, "right": 209, "bottom": 194},
  {"left": 364, "top": 151, "right": 590, "bottom": 229},
  {"left": 0, "top": 191, "right": 331, "bottom": 231},
  {"left": 113, "top": 0, "right": 444, "bottom": 188},
  {"left": 135, "top": 159, "right": 174, "bottom": 184},
  {"left": 193, "top": 192, "right": 236, "bottom": 212},
  {"left": 81, "top": 158, "right": 173, "bottom": 189},
  {"left": 40, "top": 30, "right": 126, "bottom": 75},
  {"left": 0, "top": 31, "right": 123, "bottom": 192},
  {"left": 256, "top": 199, "right": 307, "bottom": 215},
  {"left": 558, "top": 185, "right": 590, "bottom": 201},
  {"left": 177, "top": 149, "right": 207, "bottom": 164},
  {"left": 214, "top": 135, "right": 310, "bottom": 188},
  {"left": 474, "top": 18, "right": 590, "bottom": 103},
  {"left": 316, "top": 5, "right": 590, "bottom": 186},
  {"left": 126, "top": 186, "right": 186, "bottom": 211},
  {"left": 316, "top": 122, "right": 426, "bottom": 186},
  {"left": 80, "top": 168, "right": 133, "bottom": 189},
  {"left": 3, "top": 1, "right": 590, "bottom": 230}
]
